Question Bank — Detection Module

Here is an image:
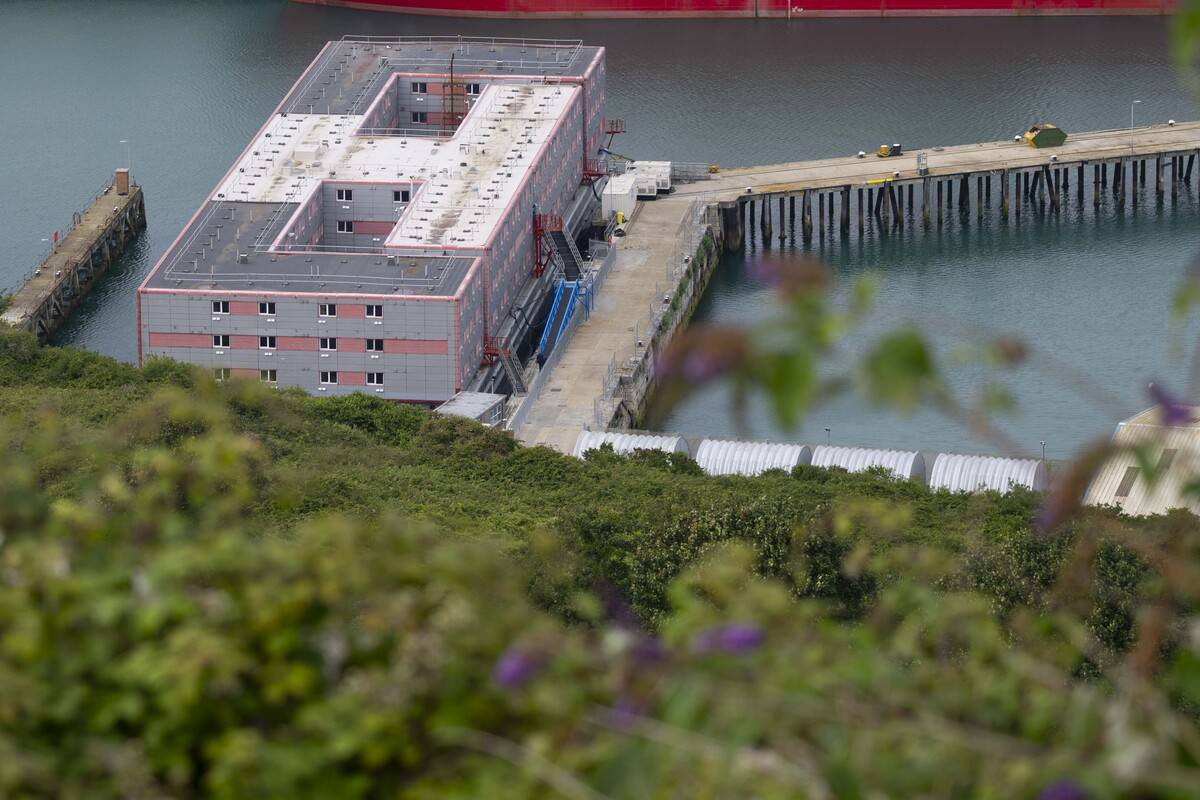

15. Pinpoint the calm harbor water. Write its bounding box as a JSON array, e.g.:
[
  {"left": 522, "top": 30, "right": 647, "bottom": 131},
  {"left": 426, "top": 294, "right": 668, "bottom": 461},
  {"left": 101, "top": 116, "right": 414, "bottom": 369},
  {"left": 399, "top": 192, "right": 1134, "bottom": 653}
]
[{"left": 0, "top": 1, "right": 1195, "bottom": 457}]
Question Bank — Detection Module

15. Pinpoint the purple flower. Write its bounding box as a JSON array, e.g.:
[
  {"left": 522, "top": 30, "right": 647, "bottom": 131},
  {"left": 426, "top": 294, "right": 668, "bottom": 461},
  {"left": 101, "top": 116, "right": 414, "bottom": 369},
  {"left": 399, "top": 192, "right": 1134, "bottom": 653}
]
[
  {"left": 659, "top": 327, "right": 748, "bottom": 385},
  {"left": 1147, "top": 381, "right": 1196, "bottom": 427},
  {"left": 492, "top": 647, "right": 546, "bottom": 689},
  {"left": 607, "top": 695, "right": 645, "bottom": 731},
  {"left": 692, "top": 623, "right": 765, "bottom": 655},
  {"left": 1038, "top": 779, "right": 1087, "bottom": 800},
  {"left": 630, "top": 634, "right": 668, "bottom": 665}
]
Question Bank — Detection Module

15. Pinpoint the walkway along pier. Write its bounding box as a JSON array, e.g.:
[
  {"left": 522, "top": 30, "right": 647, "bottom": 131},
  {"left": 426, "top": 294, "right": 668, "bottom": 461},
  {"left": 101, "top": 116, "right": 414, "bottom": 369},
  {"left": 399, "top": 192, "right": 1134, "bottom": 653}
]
[
  {"left": 513, "top": 122, "right": 1200, "bottom": 453},
  {"left": 2, "top": 170, "right": 146, "bottom": 342},
  {"left": 684, "top": 122, "right": 1200, "bottom": 246}
]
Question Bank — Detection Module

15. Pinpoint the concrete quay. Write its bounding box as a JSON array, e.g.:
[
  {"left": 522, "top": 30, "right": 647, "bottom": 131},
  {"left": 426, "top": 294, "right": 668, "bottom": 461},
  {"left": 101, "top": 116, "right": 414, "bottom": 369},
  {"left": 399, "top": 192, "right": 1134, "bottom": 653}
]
[
  {"left": 516, "top": 196, "right": 712, "bottom": 453},
  {"left": 3, "top": 170, "right": 145, "bottom": 342},
  {"left": 512, "top": 123, "right": 1200, "bottom": 454}
]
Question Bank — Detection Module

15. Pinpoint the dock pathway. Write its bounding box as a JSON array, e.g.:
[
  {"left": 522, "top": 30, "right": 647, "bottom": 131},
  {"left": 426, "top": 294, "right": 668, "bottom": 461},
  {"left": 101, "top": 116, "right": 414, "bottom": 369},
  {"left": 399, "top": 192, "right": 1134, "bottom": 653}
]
[
  {"left": 2, "top": 170, "right": 146, "bottom": 342},
  {"left": 514, "top": 122, "right": 1200, "bottom": 454}
]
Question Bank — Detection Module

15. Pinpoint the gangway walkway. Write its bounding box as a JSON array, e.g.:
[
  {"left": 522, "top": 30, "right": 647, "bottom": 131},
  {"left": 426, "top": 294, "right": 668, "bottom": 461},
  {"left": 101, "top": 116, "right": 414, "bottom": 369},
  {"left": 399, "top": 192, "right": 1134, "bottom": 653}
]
[{"left": 518, "top": 197, "right": 693, "bottom": 452}]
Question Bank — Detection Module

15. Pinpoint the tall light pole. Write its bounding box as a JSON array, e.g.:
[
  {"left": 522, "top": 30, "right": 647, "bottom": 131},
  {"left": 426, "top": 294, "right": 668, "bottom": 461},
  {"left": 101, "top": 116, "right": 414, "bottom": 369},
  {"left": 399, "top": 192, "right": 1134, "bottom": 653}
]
[
  {"left": 119, "top": 139, "right": 132, "bottom": 182},
  {"left": 1130, "top": 100, "right": 1142, "bottom": 148}
]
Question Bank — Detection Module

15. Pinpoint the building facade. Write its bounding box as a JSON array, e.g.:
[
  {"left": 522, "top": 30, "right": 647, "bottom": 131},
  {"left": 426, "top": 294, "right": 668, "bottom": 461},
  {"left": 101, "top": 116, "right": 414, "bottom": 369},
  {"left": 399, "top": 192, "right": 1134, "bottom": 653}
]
[{"left": 138, "top": 36, "right": 606, "bottom": 403}]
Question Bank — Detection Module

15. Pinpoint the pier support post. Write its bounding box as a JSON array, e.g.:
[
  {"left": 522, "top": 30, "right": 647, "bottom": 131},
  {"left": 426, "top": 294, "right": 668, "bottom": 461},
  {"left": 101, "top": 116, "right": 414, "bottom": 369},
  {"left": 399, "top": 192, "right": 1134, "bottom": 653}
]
[
  {"left": 1045, "top": 166, "right": 1060, "bottom": 211},
  {"left": 999, "top": 169, "right": 1009, "bottom": 221},
  {"left": 1077, "top": 163, "right": 1084, "bottom": 204},
  {"left": 907, "top": 183, "right": 914, "bottom": 217},
  {"left": 828, "top": 192, "right": 834, "bottom": 228},
  {"left": 1102, "top": 161, "right": 1108, "bottom": 190},
  {"left": 959, "top": 174, "right": 969, "bottom": 214},
  {"left": 760, "top": 196, "right": 772, "bottom": 241},
  {"left": 840, "top": 185, "right": 851, "bottom": 237},
  {"left": 1014, "top": 171, "right": 1021, "bottom": 220},
  {"left": 721, "top": 201, "right": 744, "bottom": 252},
  {"left": 1186, "top": 154, "right": 1195, "bottom": 184},
  {"left": 888, "top": 183, "right": 901, "bottom": 228},
  {"left": 778, "top": 196, "right": 785, "bottom": 241},
  {"left": 922, "top": 177, "right": 932, "bottom": 227},
  {"left": 985, "top": 173, "right": 992, "bottom": 204},
  {"left": 1094, "top": 164, "right": 1101, "bottom": 208},
  {"left": 976, "top": 175, "right": 984, "bottom": 222},
  {"left": 937, "top": 180, "right": 943, "bottom": 225},
  {"left": 1157, "top": 156, "right": 1164, "bottom": 202},
  {"left": 1173, "top": 156, "right": 1180, "bottom": 202},
  {"left": 857, "top": 187, "right": 864, "bottom": 235},
  {"left": 802, "top": 190, "right": 813, "bottom": 244},
  {"left": 789, "top": 194, "right": 796, "bottom": 226}
]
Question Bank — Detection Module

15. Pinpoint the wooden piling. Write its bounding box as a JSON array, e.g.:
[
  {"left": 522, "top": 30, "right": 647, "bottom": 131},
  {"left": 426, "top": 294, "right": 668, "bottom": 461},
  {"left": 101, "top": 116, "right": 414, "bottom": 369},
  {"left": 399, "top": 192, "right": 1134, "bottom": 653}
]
[
  {"left": 922, "top": 178, "right": 931, "bottom": 227},
  {"left": 841, "top": 185, "right": 851, "bottom": 237},
  {"left": 999, "top": 169, "right": 1009, "bottom": 221}
]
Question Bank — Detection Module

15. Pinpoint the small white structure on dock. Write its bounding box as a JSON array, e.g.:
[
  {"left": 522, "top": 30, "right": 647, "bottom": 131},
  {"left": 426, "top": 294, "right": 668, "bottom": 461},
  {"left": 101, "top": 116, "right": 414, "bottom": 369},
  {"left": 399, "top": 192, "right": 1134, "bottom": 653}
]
[
  {"left": 929, "top": 454, "right": 1047, "bottom": 494},
  {"left": 695, "top": 439, "right": 812, "bottom": 477},
  {"left": 810, "top": 446, "right": 926, "bottom": 483},
  {"left": 1084, "top": 406, "right": 1200, "bottom": 516},
  {"left": 572, "top": 431, "right": 690, "bottom": 458}
]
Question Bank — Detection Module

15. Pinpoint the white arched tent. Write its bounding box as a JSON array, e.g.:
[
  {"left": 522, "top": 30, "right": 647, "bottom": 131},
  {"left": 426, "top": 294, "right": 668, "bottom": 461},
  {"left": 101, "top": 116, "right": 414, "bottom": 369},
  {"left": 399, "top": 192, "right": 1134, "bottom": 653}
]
[
  {"left": 695, "top": 439, "right": 813, "bottom": 477},
  {"left": 572, "top": 430, "right": 690, "bottom": 459},
  {"left": 929, "top": 454, "right": 1048, "bottom": 494},
  {"left": 810, "top": 446, "right": 927, "bottom": 484}
]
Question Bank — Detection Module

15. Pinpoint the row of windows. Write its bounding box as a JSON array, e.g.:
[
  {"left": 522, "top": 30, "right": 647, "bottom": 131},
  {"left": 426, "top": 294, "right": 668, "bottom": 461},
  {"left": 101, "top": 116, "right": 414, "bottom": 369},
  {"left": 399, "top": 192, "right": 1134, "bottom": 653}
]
[
  {"left": 410, "top": 82, "right": 480, "bottom": 94},
  {"left": 214, "top": 369, "right": 384, "bottom": 386},
  {"left": 214, "top": 336, "right": 390, "bottom": 351},
  {"left": 212, "top": 302, "right": 385, "bottom": 318},
  {"left": 330, "top": 189, "right": 412, "bottom": 203}
]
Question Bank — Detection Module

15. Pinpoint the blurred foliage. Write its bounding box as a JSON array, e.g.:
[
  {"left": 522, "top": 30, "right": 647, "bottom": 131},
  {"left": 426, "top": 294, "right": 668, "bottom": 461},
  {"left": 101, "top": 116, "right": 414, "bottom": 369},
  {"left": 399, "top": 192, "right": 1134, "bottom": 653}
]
[{"left": 2, "top": 331, "right": 1200, "bottom": 797}]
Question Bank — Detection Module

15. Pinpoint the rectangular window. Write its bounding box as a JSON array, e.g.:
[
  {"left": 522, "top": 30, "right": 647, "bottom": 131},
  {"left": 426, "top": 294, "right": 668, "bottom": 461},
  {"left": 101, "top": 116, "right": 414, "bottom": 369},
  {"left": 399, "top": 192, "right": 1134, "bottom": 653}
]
[
  {"left": 365, "top": 304, "right": 383, "bottom": 318},
  {"left": 1115, "top": 466, "right": 1140, "bottom": 499},
  {"left": 320, "top": 371, "right": 338, "bottom": 385},
  {"left": 260, "top": 369, "right": 277, "bottom": 383},
  {"left": 336, "top": 220, "right": 354, "bottom": 233},
  {"left": 366, "top": 338, "right": 384, "bottom": 352},
  {"left": 212, "top": 300, "right": 229, "bottom": 314},
  {"left": 319, "top": 337, "right": 337, "bottom": 351},
  {"left": 318, "top": 304, "right": 337, "bottom": 317},
  {"left": 411, "top": 111, "right": 427, "bottom": 124},
  {"left": 411, "top": 81, "right": 427, "bottom": 93},
  {"left": 1156, "top": 448, "right": 1178, "bottom": 475},
  {"left": 367, "top": 372, "right": 384, "bottom": 386},
  {"left": 392, "top": 189, "right": 411, "bottom": 203},
  {"left": 212, "top": 334, "right": 230, "bottom": 348},
  {"left": 335, "top": 188, "right": 353, "bottom": 202},
  {"left": 214, "top": 367, "right": 231, "bottom": 382},
  {"left": 258, "top": 301, "right": 276, "bottom": 315},
  {"left": 259, "top": 335, "right": 276, "bottom": 349},
  {"left": 467, "top": 83, "right": 481, "bottom": 95}
]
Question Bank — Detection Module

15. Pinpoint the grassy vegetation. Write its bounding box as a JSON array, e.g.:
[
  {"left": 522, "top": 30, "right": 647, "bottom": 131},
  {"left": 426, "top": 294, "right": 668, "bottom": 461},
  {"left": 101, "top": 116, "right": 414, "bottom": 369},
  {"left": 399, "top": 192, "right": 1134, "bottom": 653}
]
[
  {"left": 3, "top": 329, "right": 1198, "bottom": 798},
  {"left": 0, "top": 330, "right": 1164, "bottom": 645}
]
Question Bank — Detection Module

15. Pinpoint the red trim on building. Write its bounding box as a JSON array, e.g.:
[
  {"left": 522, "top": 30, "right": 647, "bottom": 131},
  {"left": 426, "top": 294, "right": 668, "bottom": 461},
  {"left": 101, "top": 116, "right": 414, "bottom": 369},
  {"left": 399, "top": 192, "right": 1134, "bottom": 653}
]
[
  {"left": 384, "top": 338, "right": 449, "bottom": 355},
  {"left": 340, "top": 371, "right": 367, "bottom": 386},
  {"left": 339, "top": 337, "right": 367, "bottom": 352},
  {"left": 339, "top": 304, "right": 366, "bottom": 318},
  {"left": 148, "top": 332, "right": 211, "bottom": 348},
  {"left": 231, "top": 368, "right": 259, "bottom": 379},
  {"left": 231, "top": 335, "right": 259, "bottom": 349},
  {"left": 277, "top": 336, "right": 319, "bottom": 351},
  {"left": 230, "top": 301, "right": 259, "bottom": 315}
]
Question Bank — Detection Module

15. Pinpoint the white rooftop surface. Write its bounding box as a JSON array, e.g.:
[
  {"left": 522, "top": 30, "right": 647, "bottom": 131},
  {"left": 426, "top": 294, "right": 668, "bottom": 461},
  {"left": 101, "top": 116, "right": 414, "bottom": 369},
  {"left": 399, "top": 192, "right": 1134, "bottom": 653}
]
[{"left": 212, "top": 82, "right": 580, "bottom": 251}]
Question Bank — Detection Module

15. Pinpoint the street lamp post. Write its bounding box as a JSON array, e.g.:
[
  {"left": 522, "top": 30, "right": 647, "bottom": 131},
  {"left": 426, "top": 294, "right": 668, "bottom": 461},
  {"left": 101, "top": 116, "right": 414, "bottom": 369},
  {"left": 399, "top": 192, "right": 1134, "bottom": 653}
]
[{"left": 1130, "top": 100, "right": 1142, "bottom": 148}]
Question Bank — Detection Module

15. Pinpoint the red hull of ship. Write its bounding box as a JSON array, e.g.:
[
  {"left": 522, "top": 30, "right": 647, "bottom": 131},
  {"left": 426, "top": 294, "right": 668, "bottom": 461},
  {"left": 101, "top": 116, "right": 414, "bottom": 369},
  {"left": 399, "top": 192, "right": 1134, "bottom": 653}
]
[{"left": 292, "top": 0, "right": 1173, "bottom": 17}]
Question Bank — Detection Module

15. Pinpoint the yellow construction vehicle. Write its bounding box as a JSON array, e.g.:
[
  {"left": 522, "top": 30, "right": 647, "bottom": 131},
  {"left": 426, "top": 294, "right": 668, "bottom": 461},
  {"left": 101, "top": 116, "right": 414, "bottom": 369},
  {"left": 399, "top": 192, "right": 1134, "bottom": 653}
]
[{"left": 876, "top": 143, "right": 903, "bottom": 158}]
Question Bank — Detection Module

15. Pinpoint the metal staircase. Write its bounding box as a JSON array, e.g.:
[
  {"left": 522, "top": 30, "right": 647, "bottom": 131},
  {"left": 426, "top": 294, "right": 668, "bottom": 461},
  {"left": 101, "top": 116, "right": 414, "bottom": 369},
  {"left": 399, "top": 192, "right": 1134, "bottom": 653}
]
[
  {"left": 547, "top": 230, "right": 586, "bottom": 280},
  {"left": 499, "top": 350, "right": 527, "bottom": 395}
]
